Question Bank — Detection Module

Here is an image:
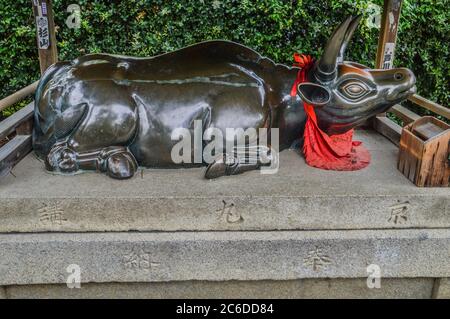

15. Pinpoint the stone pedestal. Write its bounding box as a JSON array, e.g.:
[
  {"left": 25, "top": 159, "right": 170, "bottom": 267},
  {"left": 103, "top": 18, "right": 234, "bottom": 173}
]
[{"left": 0, "top": 130, "right": 448, "bottom": 298}]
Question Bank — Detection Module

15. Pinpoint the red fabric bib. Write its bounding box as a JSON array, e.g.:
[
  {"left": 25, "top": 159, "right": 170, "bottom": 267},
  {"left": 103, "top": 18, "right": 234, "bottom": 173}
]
[{"left": 290, "top": 54, "right": 370, "bottom": 171}]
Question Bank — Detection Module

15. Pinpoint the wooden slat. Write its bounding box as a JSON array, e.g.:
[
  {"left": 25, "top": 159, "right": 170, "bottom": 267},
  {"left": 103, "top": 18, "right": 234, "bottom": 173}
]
[
  {"left": 390, "top": 104, "right": 420, "bottom": 125},
  {"left": 0, "top": 102, "right": 34, "bottom": 141},
  {"left": 374, "top": 116, "right": 402, "bottom": 146},
  {"left": 420, "top": 132, "right": 450, "bottom": 187},
  {"left": 0, "top": 81, "right": 38, "bottom": 112},
  {"left": 32, "top": 0, "right": 58, "bottom": 74},
  {"left": 398, "top": 126, "right": 423, "bottom": 184},
  {"left": 0, "top": 135, "right": 32, "bottom": 178},
  {"left": 408, "top": 94, "right": 450, "bottom": 119},
  {"left": 375, "top": 0, "right": 403, "bottom": 69}
]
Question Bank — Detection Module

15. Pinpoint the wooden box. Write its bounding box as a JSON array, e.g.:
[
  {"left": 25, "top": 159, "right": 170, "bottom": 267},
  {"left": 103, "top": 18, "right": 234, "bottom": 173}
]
[{"left": 398, "top": 116, "right": 450, "bottom": 187}]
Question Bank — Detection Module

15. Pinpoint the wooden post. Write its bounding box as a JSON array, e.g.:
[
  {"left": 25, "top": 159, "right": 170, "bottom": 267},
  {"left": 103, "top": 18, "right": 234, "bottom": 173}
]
[
  {"left": 32, "top": 0, "right": 58, "bottom": 74},
  {"left": 373, "top": 0, "right": 403, "bottom": 124},
  {"left": 375, "top": 0, "right": 403, "bottom": 69}
]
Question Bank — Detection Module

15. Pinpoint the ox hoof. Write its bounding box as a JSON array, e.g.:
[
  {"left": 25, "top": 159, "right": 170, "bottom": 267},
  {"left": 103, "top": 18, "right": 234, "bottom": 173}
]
[
  {"left": 204, "top": 154, "right": 238, "bottom": 179},
  {"left": 46, "top": 145, "right": 78, "bottom": 174},
  {"left": 106, "top": 151, "right": 138, "bottom": 180}
]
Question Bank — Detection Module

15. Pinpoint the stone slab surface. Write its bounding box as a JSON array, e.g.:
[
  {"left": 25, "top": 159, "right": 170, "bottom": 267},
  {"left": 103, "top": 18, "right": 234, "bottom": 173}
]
[
  {"left": 3, "top": 278, "right": 435, "bottom": 299},
  {"left": 0, "top": 130, "right": 448, "bottom": 232},
  {"left": 0, "top": 230, "right": 449, "bottom": 286}
]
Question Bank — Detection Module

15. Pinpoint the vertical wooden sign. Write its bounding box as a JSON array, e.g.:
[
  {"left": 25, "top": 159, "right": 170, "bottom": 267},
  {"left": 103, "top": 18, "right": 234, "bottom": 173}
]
[
  {"left": 32, "top": 0, "right": 58, "bottom": 74},
  {"left": 375, "top": 0, "right": 403, "bottom": 69}
]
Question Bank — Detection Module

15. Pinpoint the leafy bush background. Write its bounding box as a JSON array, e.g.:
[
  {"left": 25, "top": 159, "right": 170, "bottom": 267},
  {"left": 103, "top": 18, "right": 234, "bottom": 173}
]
[{"left": 1, "top": 0, "right": 448, "bottom": 118}]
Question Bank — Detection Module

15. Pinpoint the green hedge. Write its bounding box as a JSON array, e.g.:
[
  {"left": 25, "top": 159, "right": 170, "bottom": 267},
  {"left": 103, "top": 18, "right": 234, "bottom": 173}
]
[{"left": 1, "top": 0, "right": 448, "bottom": 118}]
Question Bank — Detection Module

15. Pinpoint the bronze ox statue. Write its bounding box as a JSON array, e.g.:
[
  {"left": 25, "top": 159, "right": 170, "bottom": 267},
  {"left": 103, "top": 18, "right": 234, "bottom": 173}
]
[{"left": 33, "top": 16, "right": 416, "bottom": 179}]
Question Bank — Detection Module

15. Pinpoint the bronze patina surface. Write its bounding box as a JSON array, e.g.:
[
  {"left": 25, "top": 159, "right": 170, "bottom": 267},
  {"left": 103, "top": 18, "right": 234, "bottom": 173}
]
[{"left": 33, "top": 16, "right": 416, "bottom": 179}]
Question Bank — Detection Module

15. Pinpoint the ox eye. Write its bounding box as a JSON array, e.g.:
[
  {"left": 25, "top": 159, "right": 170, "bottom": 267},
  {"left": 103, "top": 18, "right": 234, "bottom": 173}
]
[{"left": 339, "top": 81, "right": 368, "bottom": 99}]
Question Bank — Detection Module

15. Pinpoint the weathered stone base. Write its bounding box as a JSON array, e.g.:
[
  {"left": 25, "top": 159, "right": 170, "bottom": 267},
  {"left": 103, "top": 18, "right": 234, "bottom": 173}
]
[
  {"left": 1, "top": 230, "right": 450, "bottom": 286},
  {"left": 433, "top": 278, "right": 450, "bottom": 299},
  {"left": 1, "top": 130, "right": 448, "bottom": 233},
  {"left": 0, "top": 278, "right": 439, "bottom": 299},
  {"left": 0, "top": 130, "right": 448, "bottom": 299}
]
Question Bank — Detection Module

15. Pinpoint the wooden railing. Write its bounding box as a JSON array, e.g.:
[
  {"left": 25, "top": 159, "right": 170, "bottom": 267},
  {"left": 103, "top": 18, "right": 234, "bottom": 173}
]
[
  {"left": 0, "top": 84, "right": 37, "bottom": 177},
  {"left": 374, "top": 96, "right": 449, "bottom": 146}
]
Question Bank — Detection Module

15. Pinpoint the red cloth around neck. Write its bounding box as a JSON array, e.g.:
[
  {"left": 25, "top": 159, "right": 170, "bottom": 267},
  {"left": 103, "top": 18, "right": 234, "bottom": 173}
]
[{"left": 291, "top": 54, "right": 370, "bottom": 171}]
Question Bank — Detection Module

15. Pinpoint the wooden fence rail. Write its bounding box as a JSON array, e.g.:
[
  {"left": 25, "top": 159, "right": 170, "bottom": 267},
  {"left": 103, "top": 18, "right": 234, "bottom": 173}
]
[
  {"left": 409, "top": 95, "right": 450, "bottom": 119},
  {"left": 374, "top": 97, "right": 449, "bottom": 146}
]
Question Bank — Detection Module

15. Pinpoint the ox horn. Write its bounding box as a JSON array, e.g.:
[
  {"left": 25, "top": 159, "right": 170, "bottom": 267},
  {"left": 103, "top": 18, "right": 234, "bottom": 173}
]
[
  {"left": 337, "top": 15, "right": 362, "bottom": 63},
  {"left": 315, "top": 16, "right": 353, "bottom": 82}
]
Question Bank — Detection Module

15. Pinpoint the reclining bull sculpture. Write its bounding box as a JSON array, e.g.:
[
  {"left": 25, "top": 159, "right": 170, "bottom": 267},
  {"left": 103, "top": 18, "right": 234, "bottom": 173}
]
[{"left": 33, "top": 16, "right": 416, "bottom": 179}]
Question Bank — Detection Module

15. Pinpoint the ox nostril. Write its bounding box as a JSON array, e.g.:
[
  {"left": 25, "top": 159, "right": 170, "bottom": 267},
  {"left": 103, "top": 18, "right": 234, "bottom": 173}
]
[{"left": 394, "top": 72, "right": 404, "bottom": 81}]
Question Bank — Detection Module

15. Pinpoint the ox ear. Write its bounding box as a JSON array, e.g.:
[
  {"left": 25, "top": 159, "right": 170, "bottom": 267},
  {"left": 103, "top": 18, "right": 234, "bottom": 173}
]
[{"left": 297, "top": 83, "right": 331, "bottom": 106}]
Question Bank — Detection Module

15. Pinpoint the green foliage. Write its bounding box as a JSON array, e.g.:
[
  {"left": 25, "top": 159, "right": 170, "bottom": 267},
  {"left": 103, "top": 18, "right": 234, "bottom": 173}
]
[
  {"left": 1, "top": 0, "right": 448, "bottom": 119},
  {"left": 0, "top": 1, "right": 39, "bottom": 118},
  {"left": 396, "top": 0, "right": 449, "bottom": 119}
]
